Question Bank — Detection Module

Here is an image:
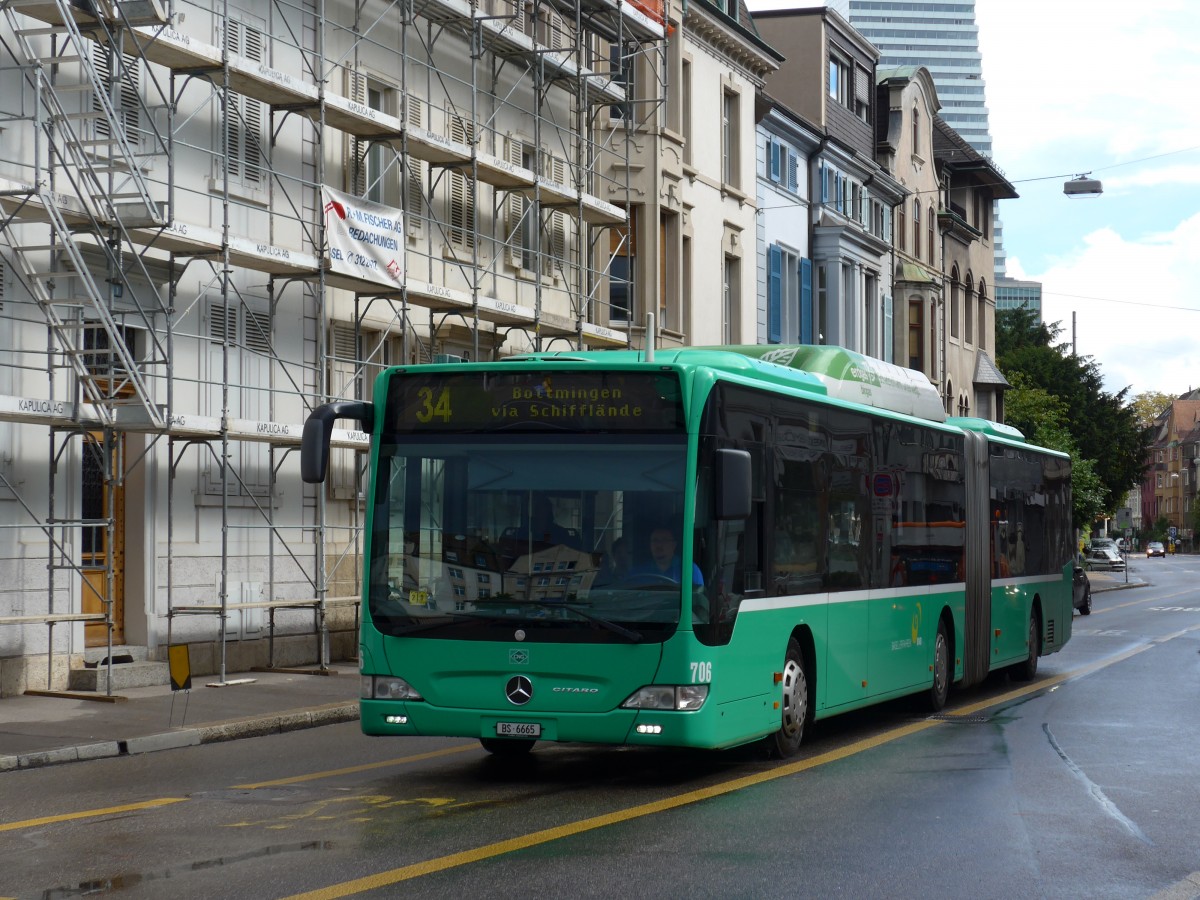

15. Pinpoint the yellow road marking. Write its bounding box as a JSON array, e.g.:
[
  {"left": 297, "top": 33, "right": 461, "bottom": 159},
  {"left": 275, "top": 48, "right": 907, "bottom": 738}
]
[
  {"left": 234, "top": 743, "right": 480, "bottom": 789},
  {"left": 0, "top": 798, "right": 188, "bottom": 833}
]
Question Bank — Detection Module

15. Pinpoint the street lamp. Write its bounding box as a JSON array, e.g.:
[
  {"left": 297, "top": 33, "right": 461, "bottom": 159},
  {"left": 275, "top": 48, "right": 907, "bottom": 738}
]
[{"left": 1063, "top": 174, "right": 1103, "bottom": 198}]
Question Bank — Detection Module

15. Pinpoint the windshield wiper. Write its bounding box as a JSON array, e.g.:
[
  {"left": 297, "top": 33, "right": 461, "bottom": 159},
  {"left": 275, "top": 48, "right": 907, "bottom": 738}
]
[
  {"left": 530, "top": 601, "right": 643, "bottom": 643},
  {"left": 468, "top": 598, "right": 643, "bottom": 642}
]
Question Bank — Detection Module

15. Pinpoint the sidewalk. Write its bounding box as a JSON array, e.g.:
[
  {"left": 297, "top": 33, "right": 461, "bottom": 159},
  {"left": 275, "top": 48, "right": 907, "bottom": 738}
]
[
  {"left": 1087, "top": 567, "right": 1148, "bottom": 592},
  {"left": 0, "top": 663, "right": 359, "bottom": 772}
]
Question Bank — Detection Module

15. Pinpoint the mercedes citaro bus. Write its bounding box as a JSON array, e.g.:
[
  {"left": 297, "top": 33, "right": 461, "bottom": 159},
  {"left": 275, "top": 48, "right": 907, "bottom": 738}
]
[{"left": 301, "top": 344, "right": 1073, "bottom": 756}]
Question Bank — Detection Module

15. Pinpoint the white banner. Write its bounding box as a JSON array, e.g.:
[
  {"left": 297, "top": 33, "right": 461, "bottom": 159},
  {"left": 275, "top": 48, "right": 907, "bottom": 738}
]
[{"left": 321, "top": 186, "right": 404, "bottom": 288}]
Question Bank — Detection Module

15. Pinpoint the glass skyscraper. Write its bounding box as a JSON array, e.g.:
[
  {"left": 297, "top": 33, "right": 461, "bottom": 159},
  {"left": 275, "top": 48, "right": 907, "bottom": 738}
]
[{"left": 844, "top": 1, "right": 1007, "bottom": 276}]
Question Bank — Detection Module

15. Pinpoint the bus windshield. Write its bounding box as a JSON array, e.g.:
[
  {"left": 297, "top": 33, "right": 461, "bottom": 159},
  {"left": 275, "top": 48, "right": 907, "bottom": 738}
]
[{"left": 368, "top": 369, "right": 694, "bottom": 643}]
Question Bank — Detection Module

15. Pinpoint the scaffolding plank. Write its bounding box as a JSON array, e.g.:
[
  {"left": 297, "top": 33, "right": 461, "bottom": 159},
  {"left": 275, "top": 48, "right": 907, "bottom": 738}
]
[
  {"left": 226, "top": 53, "right": 319, "bottom": 107},
  {"left": 581, "top": 321, "right": 628, "bottom": 347},
  {"left": 475, "top": 152, "right": 537, "bottom": 190},
  {"left": 397, "top": 126, "right": 472, "bottom": 166},
  {"left": 580, "top": 192, "right": 626, "bottom": 225},
  {"left": 129, "top": 25, "right": 222, "bottom": 71},
  {"left": 0, "top": 394, "right": 75, "bottom": 426},
  {"left": 318, "top": 93, "right": 404, "bottom": 138},
  {"left": 0, "top": 176, "right": 91, "bottom": 225},
  {"left": 5, "top": 0, "right": 102, "bottom": 28}
]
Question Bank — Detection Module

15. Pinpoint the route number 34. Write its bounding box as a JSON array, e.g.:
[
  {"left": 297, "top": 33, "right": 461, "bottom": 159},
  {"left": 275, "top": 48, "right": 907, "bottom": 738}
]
[
  {"left": 415, "top": 387, "right": 452, "bottom": 423},
  {"left": 690, "top": 661, "right": 712, "bottom": 683}
]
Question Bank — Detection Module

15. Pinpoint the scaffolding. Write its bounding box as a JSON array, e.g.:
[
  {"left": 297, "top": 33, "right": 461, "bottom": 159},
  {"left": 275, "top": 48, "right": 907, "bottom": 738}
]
[{"left": 0, "top": 0, "right": 667, "bottom": 695}]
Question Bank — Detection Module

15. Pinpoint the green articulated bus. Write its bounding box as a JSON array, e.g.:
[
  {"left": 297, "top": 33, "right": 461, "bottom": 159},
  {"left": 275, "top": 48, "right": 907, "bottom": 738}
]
[{"left": 301, "top": 344, "right": 1074, "bottom": 757}]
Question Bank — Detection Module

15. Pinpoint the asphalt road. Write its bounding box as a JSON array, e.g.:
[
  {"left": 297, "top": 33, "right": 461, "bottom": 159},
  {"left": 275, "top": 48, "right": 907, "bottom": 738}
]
[{"left": 3, "top": 555, "right": 1199, "bottom": 900}]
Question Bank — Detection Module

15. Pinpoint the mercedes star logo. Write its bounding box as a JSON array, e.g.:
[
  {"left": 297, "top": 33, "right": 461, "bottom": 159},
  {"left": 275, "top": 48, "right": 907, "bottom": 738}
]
[{"left": 505, "top": 675, "right": 533, "bottom": 706}]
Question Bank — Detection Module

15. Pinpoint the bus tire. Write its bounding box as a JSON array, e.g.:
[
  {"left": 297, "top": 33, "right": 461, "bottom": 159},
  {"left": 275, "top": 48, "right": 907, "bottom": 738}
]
[
  {"left": 1010, "top": 611, "right": 1040, "bottom": 682},
  {"left": 770, "top": 638, "right": 808, "bottom": 758},
  {"left": 928, "top": 620, "right": 950, "bottom": 712},
  {"left": 480, "top": 737, "right": 536, "bottom": 756}
]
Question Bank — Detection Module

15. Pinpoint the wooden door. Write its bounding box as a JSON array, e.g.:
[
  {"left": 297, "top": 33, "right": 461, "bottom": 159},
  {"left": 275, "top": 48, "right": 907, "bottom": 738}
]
[{"left": 81, "top": 432, "right": 125, "bottom": 647}]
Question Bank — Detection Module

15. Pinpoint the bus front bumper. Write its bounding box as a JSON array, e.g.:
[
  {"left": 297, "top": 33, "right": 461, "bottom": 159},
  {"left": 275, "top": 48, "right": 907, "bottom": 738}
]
[{"left": 360, "top": 699, "right": 746, "bottom": 749}]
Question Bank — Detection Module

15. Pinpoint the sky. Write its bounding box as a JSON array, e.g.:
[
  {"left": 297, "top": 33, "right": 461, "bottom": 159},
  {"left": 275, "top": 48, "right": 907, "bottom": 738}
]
[{"left": 745, "top": 0, "right": 1200, "bottom": 398}]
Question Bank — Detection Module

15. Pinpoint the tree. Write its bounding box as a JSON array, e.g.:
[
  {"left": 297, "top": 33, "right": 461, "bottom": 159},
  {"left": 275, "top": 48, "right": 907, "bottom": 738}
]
[
  {"left": 1130, "top": 391, "right": 1176, "bottom": 430},
  {"left": 1003, "top": 372, "right": 1105, "bottom": 529},
  {"left": 995, "top": 308, "right": 1149, "bottom": 518}
]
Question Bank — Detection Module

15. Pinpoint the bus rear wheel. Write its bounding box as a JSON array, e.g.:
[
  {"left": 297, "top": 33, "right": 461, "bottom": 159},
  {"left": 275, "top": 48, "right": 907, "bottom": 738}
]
[
  {"left": 770, "top": 639, "right": 808, "bottom": 758},
  {"left": 480, "top": 737, "right": 536, "bottom": 756},
  {"left": 1010, "top": 612, "right": 1040, "bottom": 682},
  {"left": 928, "top": 620, "right": 950, "bottom": 712}
]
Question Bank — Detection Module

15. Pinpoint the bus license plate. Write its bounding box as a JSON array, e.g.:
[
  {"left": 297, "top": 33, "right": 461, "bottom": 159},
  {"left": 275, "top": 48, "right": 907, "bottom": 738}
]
[{"left": 496, "top": 722, "right": 541, "bottom": 737}]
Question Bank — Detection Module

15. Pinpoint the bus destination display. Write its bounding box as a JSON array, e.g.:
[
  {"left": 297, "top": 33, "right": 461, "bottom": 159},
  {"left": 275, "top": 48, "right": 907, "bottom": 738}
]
[{"left": 387, "top": 370, "right": 685, "bottom": 433}]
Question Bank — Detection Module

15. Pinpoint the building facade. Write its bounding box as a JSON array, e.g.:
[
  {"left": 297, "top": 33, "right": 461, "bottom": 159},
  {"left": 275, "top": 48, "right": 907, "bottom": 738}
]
[
  {"left": 875, "top": 66, "right": 942, "bottom": 382},
  {"left": 754, "top": 5, "right": 902, "bottom": 359},
  {"left": 756, "top": 101, "right": 822, "bottom": 345}
]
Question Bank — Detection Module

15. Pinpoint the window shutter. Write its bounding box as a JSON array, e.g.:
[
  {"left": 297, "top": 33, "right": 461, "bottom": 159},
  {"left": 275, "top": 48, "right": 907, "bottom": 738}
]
[
  {"left": 768, "top": 245, "right": 782, "bottom": 344},
  {"left": 799, "top": 257, "right": 813, "bottom": 344},
  {"left": 448, "top": 118, "right": 475, "bottom": 249},
  {"left": 787, "top": 151, "right": 798, "bottom": 192},
  {"left": 347, "top": 71, "right": 368, "bottom": 196},
  {"left": 769, "top": 139, "right": 780, "bottom": 183},
  {"left": 507, "top": 136, "right": 527, "bottom": 267},
  {"left": 404, "top": 98, "right": 425, "bottom": 231}
]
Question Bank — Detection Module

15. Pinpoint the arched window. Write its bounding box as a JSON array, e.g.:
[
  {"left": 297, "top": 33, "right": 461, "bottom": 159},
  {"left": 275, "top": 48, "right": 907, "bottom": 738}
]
[
  {"left": 927, "top": 203, "right": 936, "bottom": 263},
  {"left": 964, "top": 270, "right": 975, "bottom": 346},
  {"left": 897, "top": 204, "right": 907, "bottom": 254},
  {"left": 913, "top": 200, "right": 921, "bottom": 260},
  {"left": 949, "top": 265, "right": 961, "bottom": 339},
  {"left": 912, "top": 106, "right": 920, "bottom": 156},
  {"left": 977, "top": 278, "right": 988, "bottom": 347}
]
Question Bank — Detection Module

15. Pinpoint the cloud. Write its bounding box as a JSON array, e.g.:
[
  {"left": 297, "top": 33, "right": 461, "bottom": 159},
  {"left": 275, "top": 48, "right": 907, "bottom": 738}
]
[{"left": 1017, "top": 212, "right": 1200, "bottom": 395}]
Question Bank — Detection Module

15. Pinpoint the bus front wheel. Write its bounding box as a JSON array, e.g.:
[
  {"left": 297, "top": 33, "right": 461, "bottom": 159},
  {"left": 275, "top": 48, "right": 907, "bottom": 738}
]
[{"left": 770, "top": 639, "right": 809, "bottom": 758}]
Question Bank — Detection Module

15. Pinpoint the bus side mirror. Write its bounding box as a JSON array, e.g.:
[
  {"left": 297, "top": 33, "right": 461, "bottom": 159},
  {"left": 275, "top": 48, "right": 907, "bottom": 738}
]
[
  {"left": 714, "top": 448, "right": 751, "bottom": 520},
  {"left": 301, "top": 400, "right": 374, "bottom": 483}
]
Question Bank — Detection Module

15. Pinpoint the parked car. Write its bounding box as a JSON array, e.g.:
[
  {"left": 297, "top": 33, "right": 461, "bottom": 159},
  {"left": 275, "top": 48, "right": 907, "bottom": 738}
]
[
  {"left": 1147, "top": 541, "right": 1166, "bottom": 558},
  {"left": 1086, "top": 546, "right": 1126, "bottom": 570},
  {"left": 1073, "top": 556, "right": 1092, "bottom": 615}
]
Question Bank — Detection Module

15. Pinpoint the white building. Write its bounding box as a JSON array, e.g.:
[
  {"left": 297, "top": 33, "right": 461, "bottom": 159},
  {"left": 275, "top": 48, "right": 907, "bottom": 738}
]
[{"left": 0, "top": 0, "right": 667, "bottom": 694}]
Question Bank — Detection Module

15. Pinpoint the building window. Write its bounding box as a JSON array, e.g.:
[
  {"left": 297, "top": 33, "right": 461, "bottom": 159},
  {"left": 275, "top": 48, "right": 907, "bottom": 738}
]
[
  {"left": 681, "top": 58, "right": 692, "bottom": 166},
  {"left": 447, "top": 118, "right": 476, "bottom": 249},
  {"left": 927, "top": 203, "right": 935, "bottom": 263},
  {"left": 897, "top": 203, "right": 906, "bottom": 254},
  {"left": 977, "top": 280, "right": 987, "bottom": 347},
  {"left": 912, "top": 201, "right": 921, "bottom": 261},
  {"left": 610, "top": 44, "right": 633, "bottom": 121},
  {"left": 949, "top": 268, "right": 960, "bottom": 339},
  {"left": 723, "top": 255, "right": 739, "bottom": 343},
  {"left": 722, "top": 90, "right": 740, "bottom": 187},
  {"left": 908, "top": 299, "right": 923, "bottom": 371},
  {"left": 829, "top": 55, "right": 850, "bottom": 108},
  {"left": 912, "top": 106, "right": 920, "bottom": 156},
  {"left": 964, "top": 279, "right": 974, "bottom": 344},
  {"left": 221, "top": 17, "right": 266, "bottom": 188},
  {"left": 609, "top": 210, "right": 635, "bottom": 322}
]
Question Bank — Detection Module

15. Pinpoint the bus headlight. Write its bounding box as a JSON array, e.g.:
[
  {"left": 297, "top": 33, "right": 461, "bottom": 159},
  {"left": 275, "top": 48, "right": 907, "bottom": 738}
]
[
  {"left": 362, "top": 675, "right": 423, "bottom": 701},
  {"left": 621, "top": 684, "right": 708, "bottom": 711}
]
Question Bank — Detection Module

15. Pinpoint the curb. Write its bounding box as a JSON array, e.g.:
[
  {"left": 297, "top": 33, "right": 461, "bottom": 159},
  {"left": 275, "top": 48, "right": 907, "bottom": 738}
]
[{"left": 0, "top": 702, "right": 359, "bottom": 773}]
